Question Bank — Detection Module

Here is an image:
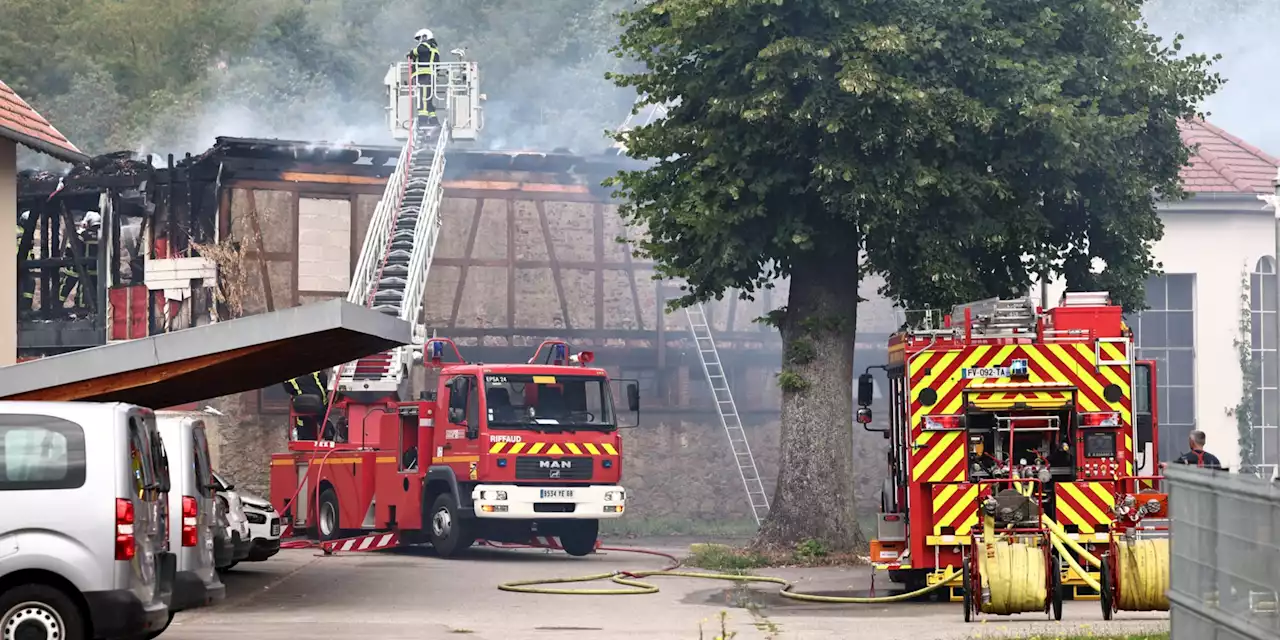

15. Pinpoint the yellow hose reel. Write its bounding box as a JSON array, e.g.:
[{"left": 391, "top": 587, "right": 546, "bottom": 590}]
[
  {"left": 963, "top": 510, "right": 1064, "bottom": 622},
  {"left": 1099, "top": 535, "right": 1170, "bottom": 618}
]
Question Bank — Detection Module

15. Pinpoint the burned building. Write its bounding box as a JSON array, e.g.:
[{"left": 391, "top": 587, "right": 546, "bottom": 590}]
[
  {"left": 14, "top": 137, "right": 901, "bottom": 524},
  {"left": 16, "top": 150, "right": 220, "bottom": 357}
]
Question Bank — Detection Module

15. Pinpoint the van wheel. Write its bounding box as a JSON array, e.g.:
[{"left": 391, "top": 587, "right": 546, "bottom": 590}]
[
  {"left": 428, "top": 493, "right": 474, "bottom": 558},
  {"left": 318, "top": 488, "right": 342, "bottom": 541},
  {"left": 560, "top": 520, "right": 599, "bottom": 557},
  {"left": 0, "top": 583, "right": 86, "bottom": 640}
]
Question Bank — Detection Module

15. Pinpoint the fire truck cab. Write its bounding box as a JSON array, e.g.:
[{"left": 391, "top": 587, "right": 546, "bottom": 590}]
[
  {"left": 857, "top": 291, "right": 1160, "bottom": 599},
  {"left": 270, "top": 338, "right": 639, "bottom": 557}
]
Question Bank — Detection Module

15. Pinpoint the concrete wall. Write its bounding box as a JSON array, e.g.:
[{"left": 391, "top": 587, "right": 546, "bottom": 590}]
[
  {"left": 1033, "top": 197, "right": 1276, "bottom": 472},
  {"left": 0, "top": 140, "right": 15, "bottom": 365}
]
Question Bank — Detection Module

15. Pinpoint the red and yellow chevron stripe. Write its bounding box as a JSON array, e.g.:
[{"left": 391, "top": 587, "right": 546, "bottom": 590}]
[
  {"left": 487, "top": 441, "right": 618, "bottom": 455},
  {"left": 911, "top": 431, "right": 967, "bottom": 483},
  {"left": 931, "top": 483, "right": 979, "bottom": 536},
  {"left": 1054, "top": 481, "right": 1116, "bottom": 534},
  {"left": 906, "top": 342, "right": 1134, "bottom": 481},
  {"left": 966, "top": 388, "right": 1074, "bottom": 411}
]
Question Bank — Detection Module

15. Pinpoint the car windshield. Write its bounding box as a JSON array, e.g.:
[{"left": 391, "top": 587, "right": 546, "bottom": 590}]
[{"left": 483, "top": 373, "right": 615, "bottom": 431}]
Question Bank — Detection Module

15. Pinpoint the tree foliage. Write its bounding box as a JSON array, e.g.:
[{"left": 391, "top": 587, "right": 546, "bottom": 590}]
[{"left": 607, "top": 0, "right": 1221, "bottom": 548}]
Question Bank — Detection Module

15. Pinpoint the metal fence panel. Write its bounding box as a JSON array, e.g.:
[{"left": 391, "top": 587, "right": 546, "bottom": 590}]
[{"left": 1166, "top": 465, "right": 1280, "bottom": 640}]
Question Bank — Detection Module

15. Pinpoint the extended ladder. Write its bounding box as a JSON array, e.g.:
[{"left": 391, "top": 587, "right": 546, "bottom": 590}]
[
  {"left": 685, "top": 303, "right": 770, "bottom": 525},
  {"left": 336, "top": 122, "right": 448, "bottom": 394}
]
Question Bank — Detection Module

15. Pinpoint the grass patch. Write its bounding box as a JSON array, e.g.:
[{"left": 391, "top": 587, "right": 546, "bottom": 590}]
[
  {"left": 990, "top": 634, "right": 1168, "bottom": 640},
  {"left": 684, "top": 540, "right": 865, "bottom": 572}
]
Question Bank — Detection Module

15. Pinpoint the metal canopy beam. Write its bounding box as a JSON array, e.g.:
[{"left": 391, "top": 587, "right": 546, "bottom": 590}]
[{"left": 0, "top": 300, "right": 411, "bottom": 408}]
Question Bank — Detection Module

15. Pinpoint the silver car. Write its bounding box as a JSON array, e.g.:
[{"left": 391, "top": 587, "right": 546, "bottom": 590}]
[
  {"left": 0, "top": 401, "right": 174, "bottom": 639},
  {"left": 156, "top": 414, "right": 226, "bottom": 620}
]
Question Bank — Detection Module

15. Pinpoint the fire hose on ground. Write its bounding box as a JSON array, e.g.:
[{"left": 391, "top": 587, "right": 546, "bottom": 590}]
[
  {"left": 498, "top": 514, "right": 1168, "bottom": 613},
  {"left": 496, "top": 545, "right": 961, "bottom": 602}
]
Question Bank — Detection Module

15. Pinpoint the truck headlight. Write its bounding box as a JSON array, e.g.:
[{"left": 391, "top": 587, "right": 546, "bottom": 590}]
[
  {"left": 605, "top": 491, "right": 624, "bottom": 502},
  {"left": 495, "top": 490, "right": 508, "bottom": 501}
]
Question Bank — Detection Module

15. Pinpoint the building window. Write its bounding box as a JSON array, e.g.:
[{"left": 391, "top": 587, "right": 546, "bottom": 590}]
[
  {"left": 1124, "top": 274, "right": 1195, "bottom": 463},
  {"left": 1251, "top": 257, "right": 1279, "bottom": 475}
]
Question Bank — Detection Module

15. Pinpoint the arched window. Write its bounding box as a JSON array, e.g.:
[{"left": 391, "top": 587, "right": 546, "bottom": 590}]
[{"left": 1250, "top": 256, "right": 1279, "bottom": 474}]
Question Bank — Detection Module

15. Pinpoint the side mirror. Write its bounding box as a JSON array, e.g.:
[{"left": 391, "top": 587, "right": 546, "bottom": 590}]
[
  {"left": 627, "top": 383, "right": 640, "bottom": 412},
  {"left": 448, "top": 407, "right": 466, "bottom": 424},
  {"left": 856, "top": 373, "right": 874, "bottom": 408},
  {"left": 856, "top": 407, "right": 873, "bottom": 425}
]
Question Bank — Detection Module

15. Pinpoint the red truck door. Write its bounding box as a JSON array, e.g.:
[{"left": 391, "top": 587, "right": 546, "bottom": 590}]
[
  {"left": 438, "top": 374, "right": 483, "bottom": 480},
  {"left": 1133, "top": 359, "right": 1158, "bottom": 475}
]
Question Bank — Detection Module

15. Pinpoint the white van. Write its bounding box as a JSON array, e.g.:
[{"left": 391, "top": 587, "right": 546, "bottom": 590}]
[
  {"left": 0, "top": 401, "right": 174, "bottom": 639},
  {"left": 156, "top": 414, "right": 226, "bottom": 617}
]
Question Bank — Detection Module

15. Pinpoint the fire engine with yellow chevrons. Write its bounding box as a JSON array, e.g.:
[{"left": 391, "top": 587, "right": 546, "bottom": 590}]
[
  {"left": 270, "top": 338, "right": 640, "bottom": 558},
  {"left": 856, "top": 291, "right": 1161, "bottom": 601}
]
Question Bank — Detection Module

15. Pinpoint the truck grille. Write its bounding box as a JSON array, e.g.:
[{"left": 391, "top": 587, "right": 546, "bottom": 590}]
[{"left": 515, "top": 456, "right": 592, "bottom": 480}]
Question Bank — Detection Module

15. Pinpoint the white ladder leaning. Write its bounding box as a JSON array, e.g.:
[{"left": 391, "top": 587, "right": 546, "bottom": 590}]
[{"left": 684, "top": 303, "right": 771, "bottom": 525}]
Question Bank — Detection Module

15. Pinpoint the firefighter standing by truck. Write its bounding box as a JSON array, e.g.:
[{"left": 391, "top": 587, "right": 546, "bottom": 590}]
[
  {"left": 407, "top": 28, "right": 441, "bottom": 126},
  {"left": 281, "top": 370, "right": 331, "bottom": 441}
]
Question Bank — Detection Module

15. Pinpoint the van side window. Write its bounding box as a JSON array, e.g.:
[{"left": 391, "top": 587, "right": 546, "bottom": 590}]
[
  {"left": 0, "top": 415, "right": 87, "bottom": 491},
  {"left": 192, "top": 426, "right": 215, "bottom": 498},
  {"left": 127, "top": 417, "right": 156, "bottom": 498}
]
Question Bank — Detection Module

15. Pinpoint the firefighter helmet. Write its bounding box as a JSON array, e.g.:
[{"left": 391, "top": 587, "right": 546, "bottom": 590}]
[
  {"left": 82, "top": 211, "right": 102, "bottom": 229},
  {"left": 415, "top": 28, "right": 434, "bottom": 41}
]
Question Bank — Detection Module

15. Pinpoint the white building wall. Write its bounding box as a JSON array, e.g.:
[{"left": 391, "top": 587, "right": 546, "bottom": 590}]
[{"left": 1033, "top": 199, "right": 1275, "bottom": 472}]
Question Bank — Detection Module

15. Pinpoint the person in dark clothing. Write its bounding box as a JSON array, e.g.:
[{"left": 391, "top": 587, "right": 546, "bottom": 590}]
[
  {"left": 1173, "top": 429, "right": 1224, "bottom": 470},
  {"left": 407, "top": 28, "right": 441, "bottom": 127},
  {"left": 282, "top": 370, "right": 330, "bottom": 441}
]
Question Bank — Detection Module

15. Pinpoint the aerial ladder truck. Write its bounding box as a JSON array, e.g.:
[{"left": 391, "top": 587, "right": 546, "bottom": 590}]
[{"left": 269, "top": 53, "right": 641, "bottom": 558}]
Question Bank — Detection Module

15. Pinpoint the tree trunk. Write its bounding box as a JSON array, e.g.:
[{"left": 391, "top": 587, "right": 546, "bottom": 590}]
[{"left": 753, "top": 260, "right": 867, "bottom": 552}]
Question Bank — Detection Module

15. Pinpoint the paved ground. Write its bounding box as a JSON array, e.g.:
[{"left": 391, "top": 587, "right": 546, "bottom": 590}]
[{"left": 164, "top": 540, "right": 1170, "bottom": 639}]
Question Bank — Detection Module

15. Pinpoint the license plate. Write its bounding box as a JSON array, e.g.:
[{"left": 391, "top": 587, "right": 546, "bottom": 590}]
[
  {"left": 270, "top": 523, "right": 281, "bottom": 536},
  {"left": 539, "top": 489, "right": 574, "bottom": 499},
  {"left": 962, "top": 366, "right": 1010, "bottom": 379}
]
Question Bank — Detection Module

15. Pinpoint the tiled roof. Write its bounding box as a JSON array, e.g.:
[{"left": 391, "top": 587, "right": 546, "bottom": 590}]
[
  {"left": 0, "top": 80, "right": 86, "bottom": 164},
  {"left": 1179, "top": 118, "right": 1279, "bottom": 194}
]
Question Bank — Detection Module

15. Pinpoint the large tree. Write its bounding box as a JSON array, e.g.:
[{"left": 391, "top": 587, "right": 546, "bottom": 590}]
[{"left": 606, "top": 0, "right": 1221, "bottom": 550}]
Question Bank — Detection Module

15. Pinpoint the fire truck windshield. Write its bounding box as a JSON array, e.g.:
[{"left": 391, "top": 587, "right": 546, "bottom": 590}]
[{"left": 482, "top": 373, "right": 616, "bottom": 432}]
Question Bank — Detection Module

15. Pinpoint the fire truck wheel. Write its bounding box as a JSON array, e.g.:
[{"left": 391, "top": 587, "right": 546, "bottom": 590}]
[
  {"left": 559, "top": 520, "right": 599, "bottom": 557},
  {"left": 318, "top": 488, "right": 342, "bottom": 541},
  {"left": 428, "top": 493, "right": 474, "bottom": 557}
]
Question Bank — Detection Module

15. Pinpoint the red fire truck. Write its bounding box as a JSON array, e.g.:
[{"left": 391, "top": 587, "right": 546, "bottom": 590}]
[
  {"left": 266, "top": 62, "right": 640, "bottom": 558},
  {"left": 271, "top": 338, "right": 639, "bottom": 557},
  {"left": 856, "top": 292, "right": 1161, "bottom": 600}
]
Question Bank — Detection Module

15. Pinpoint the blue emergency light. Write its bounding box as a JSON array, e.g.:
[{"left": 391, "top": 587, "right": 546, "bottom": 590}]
[
  {"left": 1010, "top": 359, "right": 1029, "bottom": 377},
  {"left": 429, "top": 340, "right": 444, "bottom": 360},
  {"left": 553, "top": 343, "right": 566, "bottom": 363}
]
